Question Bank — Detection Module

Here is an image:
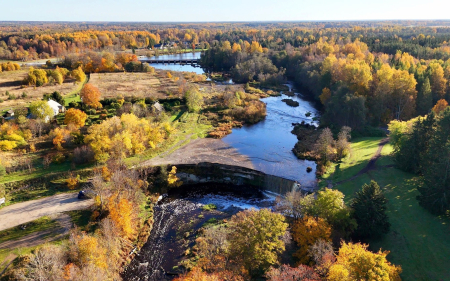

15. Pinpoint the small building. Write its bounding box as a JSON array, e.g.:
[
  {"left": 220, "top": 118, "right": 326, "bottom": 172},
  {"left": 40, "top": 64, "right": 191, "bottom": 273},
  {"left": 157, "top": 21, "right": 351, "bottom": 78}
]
[
  {"left": 152, "top": 102, "right": 164, "bottom": 114},
  {"left": 5, "top": 109, "right": 14, "bottom": 118},
  {"left": 47, "top": 99, "right": 65, "bottom": 116}
]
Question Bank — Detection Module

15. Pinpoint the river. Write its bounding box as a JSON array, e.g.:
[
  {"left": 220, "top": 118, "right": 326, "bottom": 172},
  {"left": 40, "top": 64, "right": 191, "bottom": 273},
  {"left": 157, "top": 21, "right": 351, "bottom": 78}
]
[
  {"left": 222, "top": 82, "right": 318, "bottom": 187},
  {"left": 140, "top": 52, "right": 204, "bottom": 74},
  {"left": 141, "top": 52, "right": 319, "bottom": 187},
  {"left": 122, "top": 184, "right": 276, "bottom": 281},
  {"left": 124, "top": 54, "right": 320, "bottom": 280}
]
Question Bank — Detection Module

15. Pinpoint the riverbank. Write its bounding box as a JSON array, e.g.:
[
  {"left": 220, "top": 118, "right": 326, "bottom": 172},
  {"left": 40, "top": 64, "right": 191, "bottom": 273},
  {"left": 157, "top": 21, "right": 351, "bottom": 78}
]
[{"left": 123, "top": 183, "right": 277, "bottom": 280}]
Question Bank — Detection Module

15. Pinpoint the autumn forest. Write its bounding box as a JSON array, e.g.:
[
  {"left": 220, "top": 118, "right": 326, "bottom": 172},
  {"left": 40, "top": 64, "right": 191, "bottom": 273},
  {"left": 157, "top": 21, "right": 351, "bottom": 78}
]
[{"left": 1, "top": 20, "right": 450, "bottom": 281}]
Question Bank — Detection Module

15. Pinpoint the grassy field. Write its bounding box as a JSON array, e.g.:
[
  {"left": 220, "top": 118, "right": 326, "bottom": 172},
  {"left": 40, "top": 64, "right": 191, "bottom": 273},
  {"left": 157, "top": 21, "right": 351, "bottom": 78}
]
[
  {"left": 0, "top": 216, "right": 60, "bottom": 274},
  {"left": 0, "top": 216, "right": 58, "bottom": 244},
  {"left": 321, "top": 137, "right": 384, "bottom": 185},
  {"left": 89, "top": 72, "right": 167, "bottom": 100},
  {"left": 324, "top": 138, "right": 450, "bottom": 281},
  {"left": 0, "top": 69, "right": 80, "bottom": 111}
]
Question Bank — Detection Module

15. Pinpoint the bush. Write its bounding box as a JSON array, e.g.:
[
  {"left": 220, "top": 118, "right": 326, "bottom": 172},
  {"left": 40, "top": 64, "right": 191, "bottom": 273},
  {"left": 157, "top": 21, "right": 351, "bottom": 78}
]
[
  {"left": 73, "top": 145, "right": 95, "bottom": 164},
  {"left": 0, "top": 140, "right": 17, "bottom": 151},
  {"left": 232, "top": 100, "right": 266, "bottom": 124},
  {"left": 0, "top": 165, "right": 6, "bottom": 177},
  {"left": 52, "top": 152, "right": 65, "bottom": 164}
]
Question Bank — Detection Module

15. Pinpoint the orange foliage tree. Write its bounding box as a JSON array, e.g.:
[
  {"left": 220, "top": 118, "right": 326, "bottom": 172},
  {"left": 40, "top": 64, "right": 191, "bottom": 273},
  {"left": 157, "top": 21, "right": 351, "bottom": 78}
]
[
  {"left": 64, "top": 108, "right": 88, "bottom": 128},
  {"left": 80, "top": 83, "right": 102, "bottom": 109},
  {"left": 107, "top": 196, "right": 136, "bottom": 239},
  {"left": 174, "top": 267, "right": 221, "bottom": 281},
  {"left": 292, "top": 216, "right": 332, "bottom": 265},
  {"left": 432, "top": 99, "right": 449, "bottom": 114},
  {"left": 52, "top": 127, "right": 70, "bottom": 150}
]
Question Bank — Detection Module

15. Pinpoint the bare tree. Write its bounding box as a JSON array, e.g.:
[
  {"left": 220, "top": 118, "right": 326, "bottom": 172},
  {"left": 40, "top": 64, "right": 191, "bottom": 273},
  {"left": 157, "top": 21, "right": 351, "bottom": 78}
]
[{"left": 274, "top": 189, "right": 306, "bottom": 220}]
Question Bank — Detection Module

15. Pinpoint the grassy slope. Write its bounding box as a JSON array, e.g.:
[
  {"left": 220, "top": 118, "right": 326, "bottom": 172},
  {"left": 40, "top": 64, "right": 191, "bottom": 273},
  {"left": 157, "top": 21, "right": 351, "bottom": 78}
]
[
  {"left": 324, "top": 138, "right": 450, "bottom": 281},
  {"left": 321, "top": 137, "right": 383, "bottom": 184},
  {"left": 0, "top": 216, "right": 60, "bottom": 273}
]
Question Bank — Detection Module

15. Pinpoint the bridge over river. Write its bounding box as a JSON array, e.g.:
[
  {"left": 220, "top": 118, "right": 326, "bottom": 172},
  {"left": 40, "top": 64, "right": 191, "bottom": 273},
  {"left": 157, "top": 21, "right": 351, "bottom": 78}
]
[{"left": 139, "top": 58, "right": 200, "bottom": 65}]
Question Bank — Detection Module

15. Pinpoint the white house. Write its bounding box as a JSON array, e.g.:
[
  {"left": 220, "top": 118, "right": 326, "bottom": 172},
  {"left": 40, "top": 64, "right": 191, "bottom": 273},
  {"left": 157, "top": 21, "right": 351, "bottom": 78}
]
[{"left": 47, "top": 99, "right": 65, "bottom": 116}]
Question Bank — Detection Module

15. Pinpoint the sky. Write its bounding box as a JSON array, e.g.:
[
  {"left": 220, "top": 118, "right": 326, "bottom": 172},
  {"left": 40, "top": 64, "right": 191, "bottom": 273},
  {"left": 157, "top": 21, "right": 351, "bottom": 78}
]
[{"left": 1, "top": 0, "right": 449, "bottom": 22}]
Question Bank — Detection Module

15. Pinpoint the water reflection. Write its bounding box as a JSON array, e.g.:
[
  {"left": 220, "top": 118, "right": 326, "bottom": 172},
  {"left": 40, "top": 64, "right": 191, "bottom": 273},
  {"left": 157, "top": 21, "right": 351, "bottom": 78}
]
[
  {"left": 140, "top": 52, "right": 205, "bottom": 74},
  {"left": 223, "top": 82, "right": 319, "bottom": 187},
  {"left": 140, "top": 53, "right": 320, "bottom": 187}
]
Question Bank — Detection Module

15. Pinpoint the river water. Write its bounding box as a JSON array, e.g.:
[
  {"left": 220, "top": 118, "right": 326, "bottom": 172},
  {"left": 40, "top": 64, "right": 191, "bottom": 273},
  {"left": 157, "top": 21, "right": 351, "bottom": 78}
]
[
  {"left": 143, "top": 52, "right": 320, "bottom": 187},
  {"left": 140, "top": 52, "right": 204, "bottom": 74},
  {"left": 222, "top": 82, "right": 319, "bottom": 187},
  {"left": 124, "top": 55, "right": 320, "bottom": 280},
  {"left": 122, "top": 184, "right": 276, "bottom": 281}
]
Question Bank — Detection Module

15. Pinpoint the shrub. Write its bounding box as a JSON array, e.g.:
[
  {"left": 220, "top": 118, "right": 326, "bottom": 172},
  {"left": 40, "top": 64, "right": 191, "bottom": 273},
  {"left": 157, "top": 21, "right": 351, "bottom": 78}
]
[
  {"left": 52, "top": 152, "right": 65, "bottom": 164},
  {"left": 73, "top": 146, "right": 95, "bottom": 164},
  {"left": 0, "top": 140, "right": 17, "bottom": 151}
]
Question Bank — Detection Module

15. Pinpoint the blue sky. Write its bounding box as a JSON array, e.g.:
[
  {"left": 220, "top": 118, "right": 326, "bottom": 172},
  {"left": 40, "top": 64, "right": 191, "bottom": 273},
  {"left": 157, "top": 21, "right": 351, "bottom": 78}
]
[{"left": 2, "top": 0, "right": 449, "bottom": 22}]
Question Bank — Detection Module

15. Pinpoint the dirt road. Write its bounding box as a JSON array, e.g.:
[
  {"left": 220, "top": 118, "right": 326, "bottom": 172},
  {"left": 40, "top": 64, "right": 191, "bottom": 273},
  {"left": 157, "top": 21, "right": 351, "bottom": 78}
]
[{"left": 0, "top": 193, "right": 93, "bottom": 231}]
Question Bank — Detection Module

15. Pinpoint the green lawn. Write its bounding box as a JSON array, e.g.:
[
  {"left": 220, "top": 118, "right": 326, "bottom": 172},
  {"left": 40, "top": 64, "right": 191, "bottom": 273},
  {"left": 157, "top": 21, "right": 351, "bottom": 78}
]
[
  {"left": 0, "top": 162, "right": 92, "bottom": 184},
  {"left": 0, "top": 216, "right": 58, "bottom": 244},
  {"left": 329, "top": 140, "right": 450, "bottom": 281},
  {"left": 321, "top": 137, "right": 383, "bottom": 184}
]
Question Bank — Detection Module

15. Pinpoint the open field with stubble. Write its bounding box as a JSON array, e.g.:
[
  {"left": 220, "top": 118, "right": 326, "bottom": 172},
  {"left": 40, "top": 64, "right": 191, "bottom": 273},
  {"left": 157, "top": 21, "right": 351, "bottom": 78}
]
[
  {"left": 0, "top": 68, "right": 81, "bottom": 110},
  {"left": 89, "top": 71, "right": 175, "bottom": 99}
]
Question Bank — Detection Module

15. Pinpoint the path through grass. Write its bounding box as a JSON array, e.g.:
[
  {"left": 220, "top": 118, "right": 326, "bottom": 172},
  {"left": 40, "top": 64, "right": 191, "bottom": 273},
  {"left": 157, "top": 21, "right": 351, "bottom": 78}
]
[{"left": 327, "top": 138, "right": 450, "bottom": 280}]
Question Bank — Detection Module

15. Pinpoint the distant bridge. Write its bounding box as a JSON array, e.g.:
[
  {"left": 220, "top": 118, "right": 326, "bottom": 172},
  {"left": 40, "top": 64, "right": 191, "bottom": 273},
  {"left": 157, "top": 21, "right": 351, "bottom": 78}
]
[{"left": 140, "top": 58, "right": 200, "bottom": 65}]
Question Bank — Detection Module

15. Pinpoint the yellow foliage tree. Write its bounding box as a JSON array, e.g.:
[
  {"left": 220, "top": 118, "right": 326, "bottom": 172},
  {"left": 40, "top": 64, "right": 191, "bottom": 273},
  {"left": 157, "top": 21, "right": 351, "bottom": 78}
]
[
  {"left": 66, "top": 174, "right": 80, "bottom": 189},
  {"left": 101, "top": 166, "right": 111, "bottom": 182},
  {"left": 64, "top": 108, "right": 88, "bottom": 128},
  {"left": 250, "top": 41, "right": 263, "bottom": 53},
  {"left": 320, "top": 88, "right": 332, "bottom": 105},
  {"left": 71, "top": 66, "right": 86, "bottom": 83},
  {"left": 168, "top": 166, "right": 183, "bottom": 187},
  {"left": 327, "top": 242, "right": 402, "bottom": 281},
  {"left": 71, "top": 233, "right": 108, "bottom": 269},
  {"left": 292, "top": 215, "right": 332, "bottom": 265},
  {"left": 232, "top": 43, "right": 242, "bottom": 53}
]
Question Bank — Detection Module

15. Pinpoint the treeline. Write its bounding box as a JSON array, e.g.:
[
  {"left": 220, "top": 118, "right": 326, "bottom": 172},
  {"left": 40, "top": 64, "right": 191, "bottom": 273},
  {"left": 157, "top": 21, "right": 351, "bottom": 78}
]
[
  {"left": 389, "top": 103, "right": 450, "bottom": 215},
  {"left": 201, "top": 36, "right": 450, "bottom": 131},
  {"left": 61, "top": 52, "right": 154, "bottom": 73},
  {"left": 4, "top": 22, "right": 450, "bottom": 63}
]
